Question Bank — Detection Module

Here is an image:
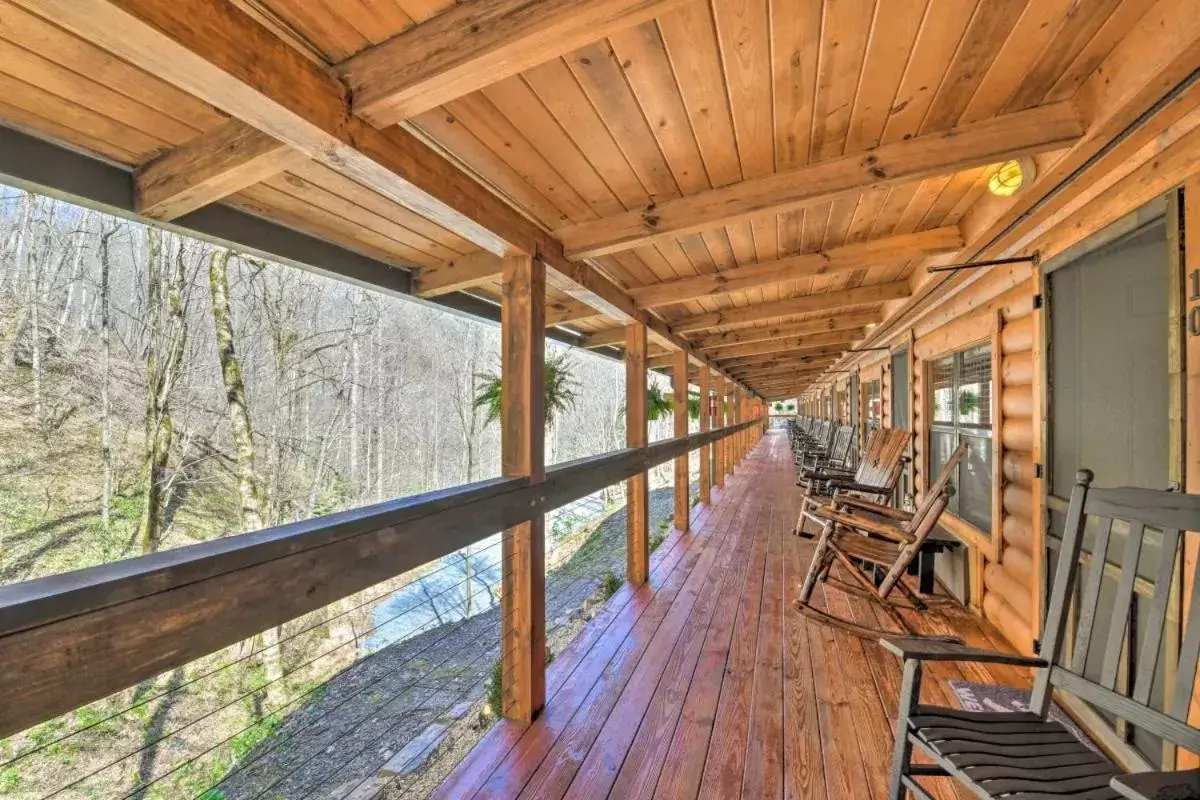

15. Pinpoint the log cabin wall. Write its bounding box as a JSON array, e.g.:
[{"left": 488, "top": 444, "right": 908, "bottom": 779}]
[{"left": 908, "top": 271, "right": 1041, "bottom": 650}]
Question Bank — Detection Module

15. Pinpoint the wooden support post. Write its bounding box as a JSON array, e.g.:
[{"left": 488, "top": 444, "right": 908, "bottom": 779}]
[
  {"left": 715, "top": 377, "right": 727, "bottom": 490},
  {"left": 730, "top": 382, "right": 738, "bottom": 469},
  {"left": 698, "top": 368, "right": 711, "bottom": 505},
  {"left": 500, "top": 254, "right": 545, "bottom": 722},
  {"left": 729, "top": 388, "right": 739, "bottom": 470},
  {"left": 673, "top": 350, "right": 690, "bottom": 532},
  {"left": 626, "top": 323, "right": 649, "bottom": 585}
]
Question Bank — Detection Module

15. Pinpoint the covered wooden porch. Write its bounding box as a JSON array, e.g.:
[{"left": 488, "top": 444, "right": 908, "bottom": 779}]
[{"left": 433, "top": 430, "right": 1029, "bottom": 800}]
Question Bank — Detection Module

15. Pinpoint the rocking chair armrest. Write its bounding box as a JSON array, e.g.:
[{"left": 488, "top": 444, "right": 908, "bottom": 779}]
[
  {"left": 825, "top": 478, "right": 891, "bottom": 495},
  {"left": 834, "top": 495, "right": 912, "bottom": 521},
  {"left": 1110, "top": 769, "right": 1200, "bottom": 800},
  {"left": 807, "top": 505, "right": 910, "bottom": 542},
  {"left": 880, "top": 637, "right": 1047, "bottom": 667},
  {"left": 803, "top": 466, "right": 856, "bottom": 480}
]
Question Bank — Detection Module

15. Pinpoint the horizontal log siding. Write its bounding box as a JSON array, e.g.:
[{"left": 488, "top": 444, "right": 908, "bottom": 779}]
[
  {"left": 908, "top": 278, "right": 1038, "bottom": 652},
  {"left": 983, "top": 296, "right": 1038, "bottom": 654}
]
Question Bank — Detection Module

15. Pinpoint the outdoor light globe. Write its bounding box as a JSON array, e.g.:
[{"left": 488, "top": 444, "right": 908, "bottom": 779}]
[{"left": 987, "top": 158, "right": 1035, "bottom": 197}]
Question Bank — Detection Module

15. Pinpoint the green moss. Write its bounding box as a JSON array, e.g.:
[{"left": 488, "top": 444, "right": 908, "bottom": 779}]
[
  {"left": 1, "top": 767, "right": 20, "bottom": 792},
  {"left": 649, "top": 530, "right": 666, "bottom": 553},
  {"left": 487, "top": 659, "right": 503, "bottom": 718},
  {"left": 599, "top": 571, "right": 621, "bottom": 601}
]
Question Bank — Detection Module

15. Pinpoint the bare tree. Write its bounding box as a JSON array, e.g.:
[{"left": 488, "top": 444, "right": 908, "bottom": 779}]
[
  {"left": 99, "top": 220, "right": 118, "bottom": 533},
  {"left": 137, "top": 228, "right": 189, "bottom": 554}
]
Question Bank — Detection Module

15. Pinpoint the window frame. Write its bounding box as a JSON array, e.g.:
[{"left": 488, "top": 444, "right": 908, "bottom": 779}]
[{"left": 927, "top": 340, "right": 995, "bottom": 537}]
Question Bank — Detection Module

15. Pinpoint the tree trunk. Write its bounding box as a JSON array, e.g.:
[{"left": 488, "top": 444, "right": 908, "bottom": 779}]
[
  {"left": 207, "top": 249, "right": 265, "bottom": 532},
  {"left": 348, "top": 288, "right": 361, "bottom": 498},
  {"left": 99, "top": 224, "right": 116, "bottom": 533},
  {"left": 29, "top": 247, "right": 42, "bottom": 430},
  {"left": 207, "top": 248, "right": 284, "bottom": 703},
  {"left": 137, "top": 228, "right": 188, "bottom": 555}
]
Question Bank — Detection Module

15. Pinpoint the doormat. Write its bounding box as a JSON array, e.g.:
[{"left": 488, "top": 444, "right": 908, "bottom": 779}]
[{"left": 948, "top": 681, "right": 1101, "bottom": 754}]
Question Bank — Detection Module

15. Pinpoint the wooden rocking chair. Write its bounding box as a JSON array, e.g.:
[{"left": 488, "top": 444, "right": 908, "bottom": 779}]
[
  {"left": 885, "top": 470, "right": 1200, "bottom": 800},
  {"left": 796, "top": 424, "right": 855, "bottom": 478},
  {"left": 794, "top": 426, "right": 912, "bottom": 538},
  {"left": 794, "top": 442, "right": 968, "bottom": 641}
]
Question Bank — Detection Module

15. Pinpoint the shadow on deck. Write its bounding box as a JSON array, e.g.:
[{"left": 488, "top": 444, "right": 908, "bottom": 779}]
[{"left": 430, "top": 430, "right": 1031, "bottom": 800}]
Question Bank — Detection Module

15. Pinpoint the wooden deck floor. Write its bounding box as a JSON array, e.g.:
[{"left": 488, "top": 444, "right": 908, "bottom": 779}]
[{"left": 432, "top": 430, "right": 1032, "bottom": 800}]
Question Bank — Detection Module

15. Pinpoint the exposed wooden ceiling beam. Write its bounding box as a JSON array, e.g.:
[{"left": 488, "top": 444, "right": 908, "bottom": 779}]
[
  {"left": 674, "top": 281, "right": 911, "bottom": 334},
  {"left": 704, "top": 330, "right": 862, "bottom": 361},
  {"left": 724, "top": 362, "right": 840, "bottom": 381},
  {"left": 749, "top": 377, "right": 820, "bottom": 391},
  {"left": 733, "top": 369, "right": 830, "bottom": 385},
  {"left": 722, "top": 352, "right": 840, "bottom": 371},
  {"left": 579, "top": 326, "right": 629, "bottom": 349},
  {"left": 339, "top": 0, "right": 691, "bottom": 127},
  {"left": 557, "top": 103, "right": 1083, "bottom": 259},
  {"left": 628, "top": 227, "right": 962, "bottom": 308},
  {"left": 25, "top": 0, "right": 751, "bottom": 392},
  {"left": 414, "top": 251, "right": 503, "bottom": 297},
  {"left": 27, "top": 0, "right": 523, "bottom": 253},
  {"left": 688, "top": 311, "right": 881, "bottom": 350},
  {"left": 134, "top": 119, "right": 307, "bottom": 220},
  {"left": 546, "top": 297, "right": 602, "bottom": 327}
]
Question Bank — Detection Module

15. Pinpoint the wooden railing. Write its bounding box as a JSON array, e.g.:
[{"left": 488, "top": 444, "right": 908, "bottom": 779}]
[{"left": 0, "top": 418, "right": 760, "bottom": 738}]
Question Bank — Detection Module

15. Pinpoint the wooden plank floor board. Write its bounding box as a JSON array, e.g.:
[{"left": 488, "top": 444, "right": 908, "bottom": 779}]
[
  {"left": 607, "top": 465, "right": 767, "bottom": 799},
  {"left": 562, "top": 466, "right": 759, "bottom": 799},
  {"left": 741, "top": 482, "right": 786, "bottom": 799},
  {"left": 694, "top": 499, "right": 767, "bottom": 800},
  {"left": 430, "top": 431, "right": 1034, "bottom": 800},
  {"left": 512, "top": 476, "right": 753, "bottom": 799},
  {"left": 781, "top": 486, "right": 825, "bottom": 800},
  {"left": 652, "top": 475, "right": 774, "bottom": 799},
  {"left": 432, "top": 505, "right": 714, "bottom": 800}
]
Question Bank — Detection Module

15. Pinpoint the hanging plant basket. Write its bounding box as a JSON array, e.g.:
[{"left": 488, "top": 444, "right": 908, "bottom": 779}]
[{"left": 473, "top": 350, "right": 580, "bottom": 428}]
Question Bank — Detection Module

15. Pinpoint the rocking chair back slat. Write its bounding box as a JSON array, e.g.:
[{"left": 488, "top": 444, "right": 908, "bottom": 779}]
[
  {"left": 1134, "top": 527, "right": 1180, "bottom": 705},
  {"left": 1069, "top": 516, "right": 1114, "bottom": 675},
  {"left": 1172, "top": 563, "right": 1200, "bottom": 721},
  {"left": 829, "top": 425, "right": 855, "bottom": 468},
  {"left": 1097, "top": 521, "right": 1145, "bottom": 690},
  {"left": 857, "top": 429, "right": 910, "bottom": 488},
  {"left": 1031, "top": 470, "right": 1094, "bottom": 718}
]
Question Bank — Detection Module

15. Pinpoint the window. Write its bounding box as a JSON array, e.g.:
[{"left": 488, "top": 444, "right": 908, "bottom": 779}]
[
  {"left": 928, "top": 344, "right": 993, "bottom": 533},
  {"left": 864, "top": 379, "right": 881, "bottom": 436}
]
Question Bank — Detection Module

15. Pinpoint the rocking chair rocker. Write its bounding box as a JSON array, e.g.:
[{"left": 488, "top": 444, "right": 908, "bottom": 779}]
[{"left": 794, "top": 442, "right": 968, "bottom": 641}]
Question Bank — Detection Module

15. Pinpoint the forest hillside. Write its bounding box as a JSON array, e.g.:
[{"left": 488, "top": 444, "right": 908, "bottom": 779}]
[{"left": 0, "top": 185, "right": 683, "bottom": 799}]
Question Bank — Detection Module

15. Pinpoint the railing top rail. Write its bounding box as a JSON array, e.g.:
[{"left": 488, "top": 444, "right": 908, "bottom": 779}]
[{"left": 0, "top": 418, "right": 758, "bottom": 738}]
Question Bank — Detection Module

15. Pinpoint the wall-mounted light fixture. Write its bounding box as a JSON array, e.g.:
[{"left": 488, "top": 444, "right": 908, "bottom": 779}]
[{"left": 987, "top": 157, "right": 1036, "bottom": 197}]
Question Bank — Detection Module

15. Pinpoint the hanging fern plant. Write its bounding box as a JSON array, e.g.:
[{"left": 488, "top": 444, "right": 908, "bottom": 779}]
[
  {"left": 473, "top": 350, "right": 580, "bottom": 428},
  {"left": 646, "top": 384, "right": 674, "bottom": 422},
  {"left": 958, "top": 389, "right": 981, "bottom": 418},
  {"left": 687, "top": 393, "right": 702, "bottom": 421}
]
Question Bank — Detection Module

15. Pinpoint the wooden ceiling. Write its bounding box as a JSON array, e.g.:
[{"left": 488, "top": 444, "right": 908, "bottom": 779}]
[{"left": 0, "top": 0, "right": 1194, "bottom": 399}]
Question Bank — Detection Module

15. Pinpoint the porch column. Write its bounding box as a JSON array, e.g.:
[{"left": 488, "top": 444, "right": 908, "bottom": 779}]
[
  {"left": 626, "top": 323, "right": 649, "bottom": 585},
  {"left": 730, "top": 384, "right": 740, "bottom": 470},
  {"left": 716, "top": 377, "right": 727, "bottom": 490},
  {"left": 500, "top": 254, "right": 545, "bottom": 722},
  {"left": 723, "top": 379, "right": 734, "bottom": 478},
  {"left": 673, "top": 350, "right": 690, "bottom": 532},
  {"left": 698, "top": 368, "right": 711, "bottom": 505}
]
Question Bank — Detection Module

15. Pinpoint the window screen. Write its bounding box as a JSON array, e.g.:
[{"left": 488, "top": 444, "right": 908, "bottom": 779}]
[
  {"left": 864, "top": 379, "right": 881, "bottom": 437},
  {"left": 928, "top": 344, "right": 993, "bottom": 533}
]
